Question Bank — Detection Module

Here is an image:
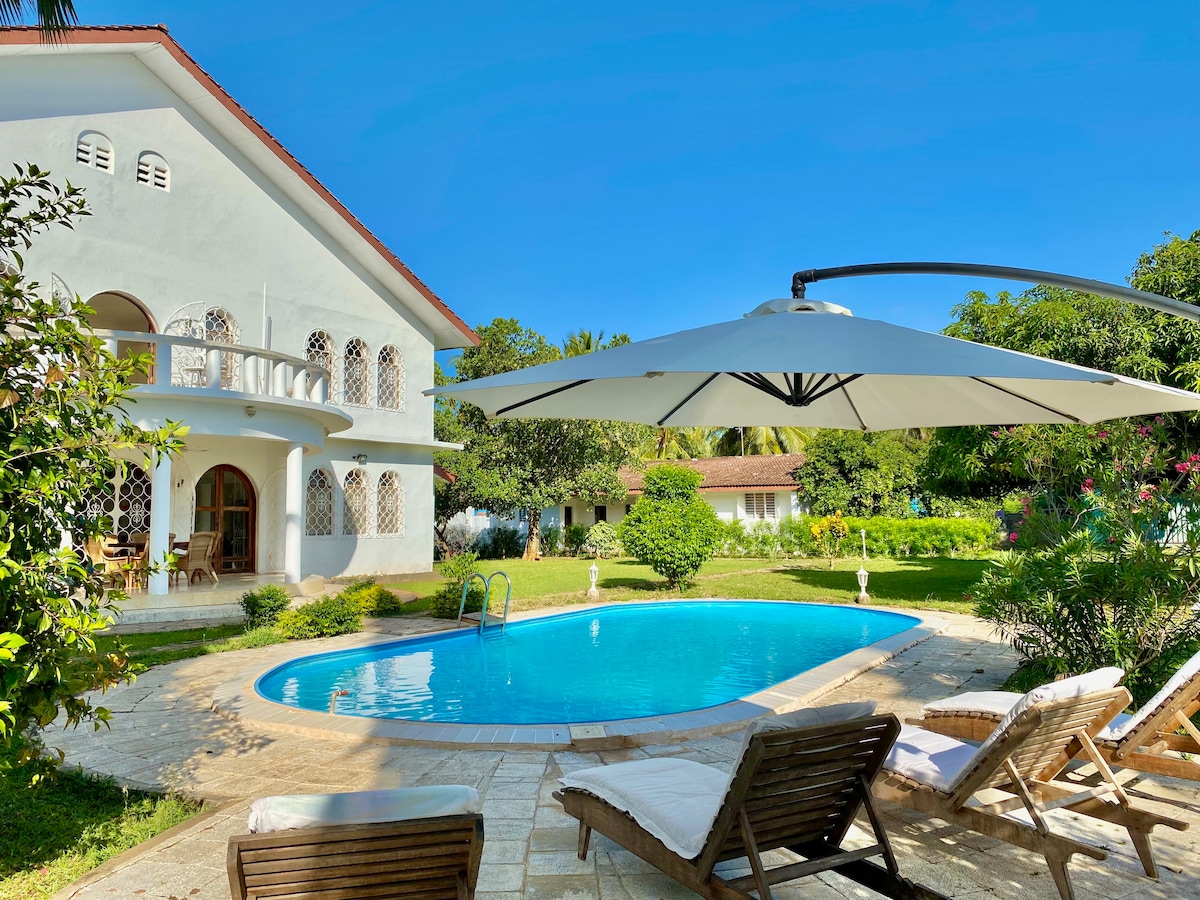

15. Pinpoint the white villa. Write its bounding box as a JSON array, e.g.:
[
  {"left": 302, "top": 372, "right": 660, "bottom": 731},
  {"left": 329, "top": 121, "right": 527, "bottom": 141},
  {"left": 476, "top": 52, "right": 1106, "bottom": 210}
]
[{"left": 0, "top": 26, "right": 477, "bottom": 607}]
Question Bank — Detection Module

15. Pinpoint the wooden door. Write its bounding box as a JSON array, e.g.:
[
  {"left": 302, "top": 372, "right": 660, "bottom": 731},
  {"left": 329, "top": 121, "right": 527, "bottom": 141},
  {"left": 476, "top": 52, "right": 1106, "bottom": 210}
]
[{"left": 194, "top": 465, "right": 256, "bottom": 574}]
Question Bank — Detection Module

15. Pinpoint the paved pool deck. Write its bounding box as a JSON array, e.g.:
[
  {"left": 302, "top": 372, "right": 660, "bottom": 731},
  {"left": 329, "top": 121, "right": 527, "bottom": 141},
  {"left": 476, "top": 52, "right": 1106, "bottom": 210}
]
[{"left": 40, "top": 608, "right": 1200, "bottom": 900}]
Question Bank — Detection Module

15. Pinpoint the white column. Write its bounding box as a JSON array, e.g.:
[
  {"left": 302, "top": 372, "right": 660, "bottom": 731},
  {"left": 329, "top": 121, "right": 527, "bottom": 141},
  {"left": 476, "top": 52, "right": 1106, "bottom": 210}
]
[
  {"left": 285, "top": 443, "right": 304, "bottom": 584},
  {"left": 147, "top": 454, "right": 172, "bottom": 595}
]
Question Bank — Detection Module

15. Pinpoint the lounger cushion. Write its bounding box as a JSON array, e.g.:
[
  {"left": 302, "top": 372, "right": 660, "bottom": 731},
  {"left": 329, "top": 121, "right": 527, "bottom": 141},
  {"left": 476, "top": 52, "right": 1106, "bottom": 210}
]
[
  {"left": 922, "top": 691, "right": 1022, "bottom": 718},
  {"left": 972, "top": 666, "right": 1122, "bottom": 751},
  {"left": 1100, "top": 648, "right": 1200, "bottom": 741},
  {"left": 559, "top": 757, "right": 728, "bottom": 859},
  {"left": 750, "top": 700, "right": 877, "bottom": 734},
  {"left": 885, "top": 725, "right": 979, "bottom": 793},
  {"left": 247, "top": 785, "right": 481, "bottom": 833}
]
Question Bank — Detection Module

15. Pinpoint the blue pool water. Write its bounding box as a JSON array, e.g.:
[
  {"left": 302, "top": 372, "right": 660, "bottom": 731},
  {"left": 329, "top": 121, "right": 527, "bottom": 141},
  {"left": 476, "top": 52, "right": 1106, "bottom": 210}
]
[{"left": 255, "top": 601, "right": 918, "bottom": 725}]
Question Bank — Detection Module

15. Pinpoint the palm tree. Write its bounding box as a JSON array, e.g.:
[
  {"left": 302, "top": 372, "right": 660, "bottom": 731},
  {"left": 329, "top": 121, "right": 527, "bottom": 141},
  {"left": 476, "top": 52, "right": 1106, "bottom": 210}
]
[
  {"left": 713, "top": 426, "right": 816, "bottom": 456},
  {"left": 562, "top": 329, "right": 604, "bottom": 358},
  {"left": 1, "top": 0, "right": 78, "bottom": 36},
  {"left": 641, "top": 426, "right": 718, "bottom": 460}
]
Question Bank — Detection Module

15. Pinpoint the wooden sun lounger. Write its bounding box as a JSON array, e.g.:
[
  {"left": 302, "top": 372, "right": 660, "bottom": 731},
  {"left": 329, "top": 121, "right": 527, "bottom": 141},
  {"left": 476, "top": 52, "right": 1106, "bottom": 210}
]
[
  {"left": 874, "top": 687, "right": 1187, "bottom": 900},
  {"left": 914, "top": 672, "right": 1200, "bottom": 782},
  {"left": 556, "top": 714, "right": 948, "bottom": 900},
  {"left": 227, "top": 813, "right": 484, "bottom": 900}
]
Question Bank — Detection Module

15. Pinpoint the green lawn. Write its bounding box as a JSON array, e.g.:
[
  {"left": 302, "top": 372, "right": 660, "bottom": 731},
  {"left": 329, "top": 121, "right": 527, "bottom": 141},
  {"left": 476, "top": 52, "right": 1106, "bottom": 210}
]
[
  {"left": 389, "top": 555, "right": 990, "bottom": 616},
  {"left": 0, "top": 740, "right": 199, "bottom": 900},
  {"left": 95, "top": 623, "right": 287, "bottom": 669}
]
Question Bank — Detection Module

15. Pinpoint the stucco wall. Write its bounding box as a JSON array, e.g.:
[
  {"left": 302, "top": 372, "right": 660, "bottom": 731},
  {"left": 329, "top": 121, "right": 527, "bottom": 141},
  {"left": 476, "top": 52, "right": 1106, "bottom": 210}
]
[
  {"left": 0, "top": 52, "right": 447, "bottom": 579},
  {"left": 0, "top": 53, "right": 436, "bottom": 446}
]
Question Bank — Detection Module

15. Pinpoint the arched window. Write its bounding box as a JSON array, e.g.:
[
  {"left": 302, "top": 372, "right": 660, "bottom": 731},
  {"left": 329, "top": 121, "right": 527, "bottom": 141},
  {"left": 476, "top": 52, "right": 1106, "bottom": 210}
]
[
  {"left": 343, "top": 468, "right": 372, "bottom": 536},
  {"left": 377, "top": 345, "right": 404, "bottom": 411},
  {"left": 343, "top": 338, "right": 370, "bottom": 406},
  {"left": 377, "top": 470, "right": 404, "bottom": 536},
  {"left": 136, "top": 151, "right": 170, "bottom": 191},
  {"left": 305, "top": 330, "right": 336, "bottom": 395},
  {"left": 76, "top": 131, "right": 114, "bottom": 173},
  {"left": 203, "top": 307, "right": 238, "bottom": 344},
  {"left": 305, "top": 468, "right": 334, "bottom": 536}
]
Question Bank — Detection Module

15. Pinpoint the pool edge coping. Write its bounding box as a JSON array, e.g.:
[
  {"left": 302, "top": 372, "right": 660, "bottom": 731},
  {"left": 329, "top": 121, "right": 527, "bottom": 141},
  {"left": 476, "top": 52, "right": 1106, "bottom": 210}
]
[{"left": 210, "top": 600, "right": 946, "bottom": 750}]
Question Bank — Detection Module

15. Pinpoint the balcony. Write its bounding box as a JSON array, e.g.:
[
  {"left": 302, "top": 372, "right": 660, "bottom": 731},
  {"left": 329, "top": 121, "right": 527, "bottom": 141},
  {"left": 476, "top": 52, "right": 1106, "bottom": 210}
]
[
  {"left": 94, "top": 329, "right": 352, "bottom": 440},
  {"left": 96, "top": 328, "right": 332, "bottom": 401}
]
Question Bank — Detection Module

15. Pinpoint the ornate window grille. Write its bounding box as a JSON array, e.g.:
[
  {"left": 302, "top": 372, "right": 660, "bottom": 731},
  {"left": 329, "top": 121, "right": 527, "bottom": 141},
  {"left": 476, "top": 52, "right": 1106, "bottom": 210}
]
[
  {"left": 343, "top": 468, "right": 372, "bottom": 536},
  {"left": 117, "top": 464, "right": 153, "bottom": 535},
  {"left": 377, "top": 470, "right": 404, "bottom": 536},
  {"left": 306, "top": 468, "right": 334, "bottom": 536},
  {"left": 377, "top": 345, "right": 404, "bottom": 410},
  {"left": 305, "top": 330, "right": 337, "bottom": 396},
  {"left": 343, "top": 338, "right": 370, "bottom": 406}
]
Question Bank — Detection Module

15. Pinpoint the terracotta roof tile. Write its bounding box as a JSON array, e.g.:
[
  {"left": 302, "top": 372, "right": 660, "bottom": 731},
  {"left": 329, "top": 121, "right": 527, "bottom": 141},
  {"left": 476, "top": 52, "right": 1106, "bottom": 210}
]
[{"left": 621, "top": 454, "right": 805, "bottom": 495}]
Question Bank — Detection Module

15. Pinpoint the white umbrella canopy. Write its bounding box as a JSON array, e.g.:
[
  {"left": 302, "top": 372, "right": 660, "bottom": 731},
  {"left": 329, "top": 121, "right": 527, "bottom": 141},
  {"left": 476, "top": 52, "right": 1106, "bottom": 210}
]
[{"left": 429, "top": 300, "right": 1200, "bottom": 430}]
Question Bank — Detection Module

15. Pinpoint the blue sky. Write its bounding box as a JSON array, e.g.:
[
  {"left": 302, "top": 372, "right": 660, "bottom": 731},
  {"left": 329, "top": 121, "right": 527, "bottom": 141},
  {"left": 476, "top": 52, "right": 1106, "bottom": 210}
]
[{"left": 76, "top": 1, "right": 1199, "bottom": 361}]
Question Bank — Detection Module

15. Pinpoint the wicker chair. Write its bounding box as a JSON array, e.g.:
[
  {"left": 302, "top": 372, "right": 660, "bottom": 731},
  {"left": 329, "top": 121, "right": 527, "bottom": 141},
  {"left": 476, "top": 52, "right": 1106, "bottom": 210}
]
[{"left": 174, "top": 531, "right": 220, "bottom": 585}]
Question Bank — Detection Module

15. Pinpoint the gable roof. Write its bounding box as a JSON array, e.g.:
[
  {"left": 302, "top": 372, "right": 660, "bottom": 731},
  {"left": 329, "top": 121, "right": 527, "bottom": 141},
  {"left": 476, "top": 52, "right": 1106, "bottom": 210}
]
[
  {"left": 0, "top": 25, "right": 478, "bottom": 350},
  {"left": 621, "top": 453, "right": 805, "bottom": 495}
]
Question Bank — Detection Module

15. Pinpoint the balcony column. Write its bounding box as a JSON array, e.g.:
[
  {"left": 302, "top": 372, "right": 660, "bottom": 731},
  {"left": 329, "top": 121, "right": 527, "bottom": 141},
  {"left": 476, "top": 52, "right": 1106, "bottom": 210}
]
[
  {"left": 147, "top": 454, "right": 172, "bottom": 596},
  {"left": 153, "top": 337, "right": 171, "bottom": 387},
  {"left": 284, "top": 442, "right": 303, "bottom": 584}
]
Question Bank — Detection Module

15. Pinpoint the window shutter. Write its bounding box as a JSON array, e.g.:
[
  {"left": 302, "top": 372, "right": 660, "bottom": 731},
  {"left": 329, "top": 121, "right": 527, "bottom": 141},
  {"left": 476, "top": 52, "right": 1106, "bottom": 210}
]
[
  {"left": 76, "top": 138, "right": 93, "bottom": 166},
  {"left": 94, "top": 145, "right": 112, "bottom": 172},
  {"left": 136, "top": 159, "right": 152, "bottom": 184},
  {"left": 765, "top": 493, "right": 776, "bottom": 517}
]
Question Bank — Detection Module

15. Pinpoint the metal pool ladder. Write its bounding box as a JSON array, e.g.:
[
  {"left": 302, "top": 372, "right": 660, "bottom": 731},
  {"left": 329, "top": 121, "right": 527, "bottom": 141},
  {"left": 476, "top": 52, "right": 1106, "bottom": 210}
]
[{"left": 457, "top": 571, "right": 513, "bottom": 633}]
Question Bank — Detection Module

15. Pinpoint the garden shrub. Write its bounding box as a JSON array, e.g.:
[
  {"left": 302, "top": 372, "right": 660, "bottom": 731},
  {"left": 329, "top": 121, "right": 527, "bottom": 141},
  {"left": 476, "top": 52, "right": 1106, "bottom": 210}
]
[
  {"left": 619, "top": 465, "right": 722, "bottom": 588},
  {"left": 844, "top": 516, "right": 998, "bottom": 558},
  {"left": 540, "top": 525, "right": 562, "bottom": 556},
  {"left": 582, "top": 521, "right": 622, "bottom": 558},
  {"left": 473, "top": 525, "right": 524, "bottom": 559},
  {"left": 277, "top": 594, "right": 363, "bottom": 639},
  {"left": 344, "top": 583, "right": 407, "bottom": 616},
  {"left": 430, "top": 551, "right": 486, "bottom": 618},
  {"left": 809, "top": 512, "right": 850, "bottom": 568},
  {"left": 240, "top": 584, "right": 292, "bottom": 629},
  {"left": 563, "top": 523, "right": 589, "bottom": 556},
  {"left": 972, "top": 420, "right": 1200, "bottom": 706}
]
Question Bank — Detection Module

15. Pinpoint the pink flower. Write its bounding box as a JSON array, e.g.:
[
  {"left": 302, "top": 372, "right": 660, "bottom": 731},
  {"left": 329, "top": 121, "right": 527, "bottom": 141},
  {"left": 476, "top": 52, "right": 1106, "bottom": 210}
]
[
  {"left": 1008, "top": 532, "right": 1019, "bottom": 543},
  {"left": 1190, "top": 455, "right": 1200, "bottom": 463},
  {"left": 1156, "top": 416, "right": 1165, "bottom": 425},
  {"left": 1139, "top": 489, "right": 1153, "bottom": 501},
  {"left": 991, "top": 430, "right": 1001, "bottom": 438},
  {"left": 1096, "top": 430, "right": 1109, "bottom": 440},
  {"left": 1138, "top": 425, "right": 1152, "bottom": 436},
  {"left": 1177, "top": 463, "right": 1191, "bottom": 473},
  {"left": 1082, "top": 478, "right": 1094, "bottom": 492}
]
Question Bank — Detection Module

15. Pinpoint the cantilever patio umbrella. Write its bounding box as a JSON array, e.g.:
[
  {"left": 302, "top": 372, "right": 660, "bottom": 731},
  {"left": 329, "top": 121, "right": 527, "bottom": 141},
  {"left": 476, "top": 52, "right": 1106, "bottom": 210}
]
[{"left": 429, "top": 298, "right": 1200, "bottom": 429}]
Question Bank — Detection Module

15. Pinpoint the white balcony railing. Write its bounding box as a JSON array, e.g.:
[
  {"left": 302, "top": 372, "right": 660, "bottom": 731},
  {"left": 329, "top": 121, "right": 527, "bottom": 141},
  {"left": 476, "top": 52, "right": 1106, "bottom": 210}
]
[{"left": 93, "top": 330, "right": 331, "bottom": 405}]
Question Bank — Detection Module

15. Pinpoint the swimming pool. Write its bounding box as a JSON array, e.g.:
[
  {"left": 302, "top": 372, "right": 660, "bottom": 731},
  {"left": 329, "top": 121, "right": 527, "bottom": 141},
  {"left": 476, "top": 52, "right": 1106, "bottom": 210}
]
[{"left": 255, "top": 601, "right": 919, "bottom": 725}]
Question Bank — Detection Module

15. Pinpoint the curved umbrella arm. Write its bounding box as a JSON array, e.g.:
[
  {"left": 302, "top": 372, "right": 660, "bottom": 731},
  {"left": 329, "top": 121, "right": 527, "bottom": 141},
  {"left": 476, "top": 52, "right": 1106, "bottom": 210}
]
[{"left": 791, "top": 262, "right": 1200, "bottom": 324}]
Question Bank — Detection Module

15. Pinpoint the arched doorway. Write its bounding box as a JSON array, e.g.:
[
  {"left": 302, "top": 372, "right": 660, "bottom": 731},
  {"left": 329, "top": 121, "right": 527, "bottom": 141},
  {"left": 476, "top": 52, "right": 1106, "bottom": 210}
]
[
  {"left": 194, "top": 465, "right": 256, "bottom": 574},
  {"left": 86, "top": 291, "right": 157, "bottom": 384}
]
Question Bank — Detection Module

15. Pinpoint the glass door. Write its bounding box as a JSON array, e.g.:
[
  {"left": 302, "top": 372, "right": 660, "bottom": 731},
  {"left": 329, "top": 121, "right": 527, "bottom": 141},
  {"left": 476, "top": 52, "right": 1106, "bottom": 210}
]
[{"left": 194, "top": 465, "right": 256, "bottom": 573}]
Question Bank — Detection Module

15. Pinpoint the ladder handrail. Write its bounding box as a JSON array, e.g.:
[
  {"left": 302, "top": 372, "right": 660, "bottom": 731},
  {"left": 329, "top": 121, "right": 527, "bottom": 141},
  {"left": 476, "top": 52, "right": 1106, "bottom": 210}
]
[
  {"left": 456, "top": 572, "right": 490, "bottom": 627},
  {"left": 486, "top": 571, "right": 513, "bottom": 633},
  {"left": 456, "top": 570, "right": 514, "bottom": 633}
]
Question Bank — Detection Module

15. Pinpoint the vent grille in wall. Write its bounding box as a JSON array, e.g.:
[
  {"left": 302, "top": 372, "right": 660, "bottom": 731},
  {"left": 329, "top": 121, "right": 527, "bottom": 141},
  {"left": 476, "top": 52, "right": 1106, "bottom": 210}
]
[{"left": 137, "top": 159, "right": 169, "bottom": 190}]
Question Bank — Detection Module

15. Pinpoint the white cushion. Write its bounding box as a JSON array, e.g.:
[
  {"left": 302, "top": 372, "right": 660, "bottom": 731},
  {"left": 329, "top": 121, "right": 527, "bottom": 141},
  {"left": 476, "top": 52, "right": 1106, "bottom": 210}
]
[
  {"left": 559, "top": 757, "right": 728, "bottom": 859},
  {"left": 922, "top": 691, "right": 1022, "bottom": 718},
  {"left": 734, "top": 700, "right": 878, "bottom": 764},
  {"left": 247, "top": 785, "right": 481, "bottom": 834},
  {"left": 884, "top": 725, "right": 979, "bottom": 793},
  {"left": 1100, "top": 648, "right": 1200, "bottom": 741},
  {"left": 972, "top": 667, "right": 1125, "bottom": 765}
]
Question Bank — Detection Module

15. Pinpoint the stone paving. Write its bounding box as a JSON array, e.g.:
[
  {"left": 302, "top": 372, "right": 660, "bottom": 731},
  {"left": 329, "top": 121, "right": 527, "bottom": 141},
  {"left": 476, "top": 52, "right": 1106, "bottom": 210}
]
[{"left": 41, "top": 611, "right": 1200, "bottom": 900}]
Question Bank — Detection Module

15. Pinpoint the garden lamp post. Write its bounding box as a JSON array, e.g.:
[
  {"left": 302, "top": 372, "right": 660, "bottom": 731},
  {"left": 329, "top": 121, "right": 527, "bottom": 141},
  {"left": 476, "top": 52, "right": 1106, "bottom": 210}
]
[
  {"left": 587, "top": 562, "right": 600, "bottom": 600},
  {"left": 861, "top": 528, "right": 867, "bottom": 561},
  {"left": 856, "top": 566, "right": 870, "bottom": 604}
]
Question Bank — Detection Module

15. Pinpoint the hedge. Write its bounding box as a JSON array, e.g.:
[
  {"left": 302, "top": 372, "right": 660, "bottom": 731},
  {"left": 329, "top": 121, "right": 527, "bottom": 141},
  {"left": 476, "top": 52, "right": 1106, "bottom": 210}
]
[{"left": 717, "top": 515, "right": 997, "bottom": 559}]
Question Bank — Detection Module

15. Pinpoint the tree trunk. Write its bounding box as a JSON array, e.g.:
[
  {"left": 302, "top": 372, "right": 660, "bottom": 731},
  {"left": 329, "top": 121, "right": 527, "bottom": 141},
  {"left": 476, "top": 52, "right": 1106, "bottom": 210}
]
[
  {"left": 522, "top": 512, "right": 541, "bottom": 560},
  {"left": 433, "top": 522, "right": 451, "bottom": 559}
]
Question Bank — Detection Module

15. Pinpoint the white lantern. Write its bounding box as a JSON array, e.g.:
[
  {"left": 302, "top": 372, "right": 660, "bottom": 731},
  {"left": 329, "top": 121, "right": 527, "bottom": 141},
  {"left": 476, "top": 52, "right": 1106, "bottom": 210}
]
[
  {"left": 587, "top": 562, "right": 600, "bottom": 600},
  {"left": 856, "top": 566, "right": 870, "bottom": 604}
]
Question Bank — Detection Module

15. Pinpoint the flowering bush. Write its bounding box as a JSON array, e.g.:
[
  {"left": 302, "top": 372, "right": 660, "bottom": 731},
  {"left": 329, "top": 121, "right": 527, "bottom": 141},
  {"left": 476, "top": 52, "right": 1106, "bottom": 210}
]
[
  {"left": 809, "top": 512, "right": 850, "bottom": 569},
  {"left": 972, "top": 419, "right": 1200, "bottom": 704}
]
